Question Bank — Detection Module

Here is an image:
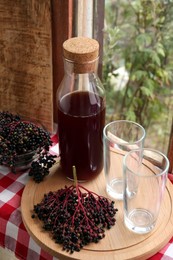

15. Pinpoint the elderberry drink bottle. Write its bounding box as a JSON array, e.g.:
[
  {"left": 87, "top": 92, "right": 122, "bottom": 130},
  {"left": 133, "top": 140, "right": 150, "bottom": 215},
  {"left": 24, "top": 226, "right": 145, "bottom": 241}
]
[{"left": 56, "top": 37, "right": 106, "bottom": 181}]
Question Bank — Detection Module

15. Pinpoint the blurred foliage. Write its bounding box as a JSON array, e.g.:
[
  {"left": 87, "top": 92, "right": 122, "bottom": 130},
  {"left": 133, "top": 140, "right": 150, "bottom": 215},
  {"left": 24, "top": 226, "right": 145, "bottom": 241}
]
[{"left": 103, "top": 0, "right": 173, "bottom": 134}]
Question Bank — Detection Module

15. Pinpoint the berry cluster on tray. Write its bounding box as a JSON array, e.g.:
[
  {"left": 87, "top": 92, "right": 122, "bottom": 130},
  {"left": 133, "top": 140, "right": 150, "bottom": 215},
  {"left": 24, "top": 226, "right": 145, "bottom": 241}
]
[{"left": 32, "top": 167, "right": 118, "bottom": 254}]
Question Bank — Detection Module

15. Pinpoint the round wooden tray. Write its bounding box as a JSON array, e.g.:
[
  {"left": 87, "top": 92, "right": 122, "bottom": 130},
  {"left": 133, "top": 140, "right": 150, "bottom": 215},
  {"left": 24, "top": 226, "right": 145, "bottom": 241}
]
[{"left": 21, "top": 164, "right": 173, "bottom": 260}]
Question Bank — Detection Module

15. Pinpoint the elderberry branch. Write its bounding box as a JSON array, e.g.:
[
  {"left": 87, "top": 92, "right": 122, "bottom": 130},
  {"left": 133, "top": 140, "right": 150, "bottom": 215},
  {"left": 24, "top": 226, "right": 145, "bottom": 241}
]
[{"left": 32, "top": 183, "right": 118, "bottom": 253}]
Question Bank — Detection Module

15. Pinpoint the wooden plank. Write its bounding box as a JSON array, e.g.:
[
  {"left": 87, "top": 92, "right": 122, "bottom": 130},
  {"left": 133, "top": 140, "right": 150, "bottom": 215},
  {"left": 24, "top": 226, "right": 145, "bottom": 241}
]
[
  {"left": 51, "top": 0, "right": 73, "bottom": 124},
  {"left": 0, "top": 0, "right": 53, "bottom": 132}
]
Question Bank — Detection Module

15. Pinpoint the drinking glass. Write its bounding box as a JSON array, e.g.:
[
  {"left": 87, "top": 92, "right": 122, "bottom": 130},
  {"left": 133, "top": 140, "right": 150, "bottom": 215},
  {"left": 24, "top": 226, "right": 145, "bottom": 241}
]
[
  {"left": 103, "top": 120, "right": 145, "bottom": 200},
  {"left": 123, "top": 148, "right": 169, "bottom": 234}
]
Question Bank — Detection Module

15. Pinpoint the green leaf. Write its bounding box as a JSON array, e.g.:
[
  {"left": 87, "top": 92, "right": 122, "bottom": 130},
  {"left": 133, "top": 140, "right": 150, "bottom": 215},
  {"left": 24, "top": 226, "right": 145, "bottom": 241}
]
[
  {"left": 127, "top": 88, "right": 133, "bottom": 98},
  {"left": 125, "top": 110, "right": 136, "bottom": 122},
  {"left": 131, "top": 70, "right": 147, "bottom": 81},
  {"left": 145, "top": 78, "right": 155, "bottom": 91},
  {"left": 141, "top": 86, "right": 154, "bottom": 98},
  {"left": 131, "top": 0, "right": 142, "bottom": 11},
  {"left": 151, "top": 52, "right": 161, "bottom": 66},
  {"left": 156, "top": 68, "right": 164, "bottom": 79},
  {"left": 135, "top": 33, "right": 152, "bottom": 50},
  {"left": 157, "top": 47, "right": 165, "bottom": 57},
  {"left": 155, "top": 43, "right": 165, "bottom": 57}
]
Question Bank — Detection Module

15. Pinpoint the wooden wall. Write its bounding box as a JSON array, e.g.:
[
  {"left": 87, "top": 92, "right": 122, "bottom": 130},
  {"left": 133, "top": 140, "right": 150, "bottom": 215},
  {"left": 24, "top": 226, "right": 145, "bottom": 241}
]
[{"left": 0, "top": 0, "right": 53, "bottom": 132}]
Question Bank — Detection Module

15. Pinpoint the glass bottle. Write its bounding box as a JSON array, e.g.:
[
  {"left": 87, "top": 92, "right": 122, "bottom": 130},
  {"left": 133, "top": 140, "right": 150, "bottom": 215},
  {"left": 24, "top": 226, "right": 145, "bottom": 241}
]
[{"left": 56, "top": 37, "right": 106, "bottom": 181}]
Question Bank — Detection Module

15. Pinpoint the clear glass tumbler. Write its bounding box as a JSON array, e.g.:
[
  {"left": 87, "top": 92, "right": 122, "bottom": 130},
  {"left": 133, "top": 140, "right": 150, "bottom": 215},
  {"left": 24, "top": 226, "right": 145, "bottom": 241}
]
[
  {"left": 103, "top": 120, "right": 145, "bottom": 200},
  {"left": 123, "top": 148, "right": 169, "bottom": 234}
]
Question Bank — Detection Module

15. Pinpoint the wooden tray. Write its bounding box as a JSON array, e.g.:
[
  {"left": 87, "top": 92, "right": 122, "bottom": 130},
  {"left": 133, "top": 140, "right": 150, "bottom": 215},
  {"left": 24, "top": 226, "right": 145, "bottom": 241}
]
[{"left": 21, "top": 164, "right": 173, "bottom": 260}]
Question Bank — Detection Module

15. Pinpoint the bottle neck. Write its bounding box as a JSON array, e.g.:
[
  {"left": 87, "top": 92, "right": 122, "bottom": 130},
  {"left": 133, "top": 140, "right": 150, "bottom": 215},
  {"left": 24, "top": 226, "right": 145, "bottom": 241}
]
[{"left": 63, "top": 57, "right": 99, "bottom": 74}]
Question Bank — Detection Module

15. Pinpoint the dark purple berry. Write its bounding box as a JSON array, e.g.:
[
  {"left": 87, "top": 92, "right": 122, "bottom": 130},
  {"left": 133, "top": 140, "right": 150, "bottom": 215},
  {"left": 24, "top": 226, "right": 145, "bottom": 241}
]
[
  {"left": 0, "top": 111, "right": 57, "bottom": 181},
  {"left": 32, "top": 184, "right": 118, "bottom": 253}
]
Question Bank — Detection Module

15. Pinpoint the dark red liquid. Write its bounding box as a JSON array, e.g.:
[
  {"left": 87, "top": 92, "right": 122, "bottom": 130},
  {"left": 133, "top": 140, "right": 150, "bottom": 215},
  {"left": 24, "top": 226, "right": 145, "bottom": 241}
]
[{"left": 57, "top": 91, "right": 105, "bottom": 181}]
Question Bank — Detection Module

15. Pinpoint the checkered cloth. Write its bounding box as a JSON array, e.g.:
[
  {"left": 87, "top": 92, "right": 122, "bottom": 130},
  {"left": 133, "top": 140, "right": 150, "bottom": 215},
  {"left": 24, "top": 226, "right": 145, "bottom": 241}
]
[
  {"left": 0, "top": 135, "right": 173, "bottom": 260},
  {"left": 0, "top": 134, "right": 59, "bottom": 260}
]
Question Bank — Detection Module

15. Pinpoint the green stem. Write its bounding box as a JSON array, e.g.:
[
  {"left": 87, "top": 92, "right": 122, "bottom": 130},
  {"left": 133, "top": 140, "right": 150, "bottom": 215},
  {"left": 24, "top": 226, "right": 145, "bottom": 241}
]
[{"left": 72, "top": 165, "right": 78, "bottom": 188}]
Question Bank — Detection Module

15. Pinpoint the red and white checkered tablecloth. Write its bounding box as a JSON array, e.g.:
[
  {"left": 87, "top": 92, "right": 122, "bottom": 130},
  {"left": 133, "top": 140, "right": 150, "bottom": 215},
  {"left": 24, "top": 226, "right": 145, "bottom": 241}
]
[
  {"left": 0, "top": 134, "right": 59, "bottom": 260},
  {"left": 0, "top": 136, "right": 173, "bottom": 260}
]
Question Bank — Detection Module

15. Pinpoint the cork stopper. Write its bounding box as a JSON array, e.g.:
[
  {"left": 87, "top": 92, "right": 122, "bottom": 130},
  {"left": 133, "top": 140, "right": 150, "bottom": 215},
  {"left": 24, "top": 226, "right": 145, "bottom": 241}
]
[{"left": 63, "top": 37, "right": 99, "bottom": 73}]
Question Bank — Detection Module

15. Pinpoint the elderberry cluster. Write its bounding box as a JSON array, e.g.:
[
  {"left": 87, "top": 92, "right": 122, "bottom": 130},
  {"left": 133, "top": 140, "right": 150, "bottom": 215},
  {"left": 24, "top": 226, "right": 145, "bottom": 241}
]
[
  {"left": 0, "top": 111, "right": 57, "bottom": 181},
  {"left": 0, "top": 111, "right": 20, "bottom": 127},
  {"left": 29, "top": 152, "right": 57, "bottom": 183},
  {"left": 32, "top": 185, "right": 118, "bottom": 253}
]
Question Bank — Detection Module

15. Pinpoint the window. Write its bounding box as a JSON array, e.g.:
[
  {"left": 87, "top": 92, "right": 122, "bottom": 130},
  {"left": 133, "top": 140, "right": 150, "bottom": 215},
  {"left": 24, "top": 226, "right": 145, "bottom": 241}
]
[
  {"left": 103, "top": 0, "right": 173, "bottom": 162},
  {"left": 51, "top": 0, "right": 173, "bottom": 172}
]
